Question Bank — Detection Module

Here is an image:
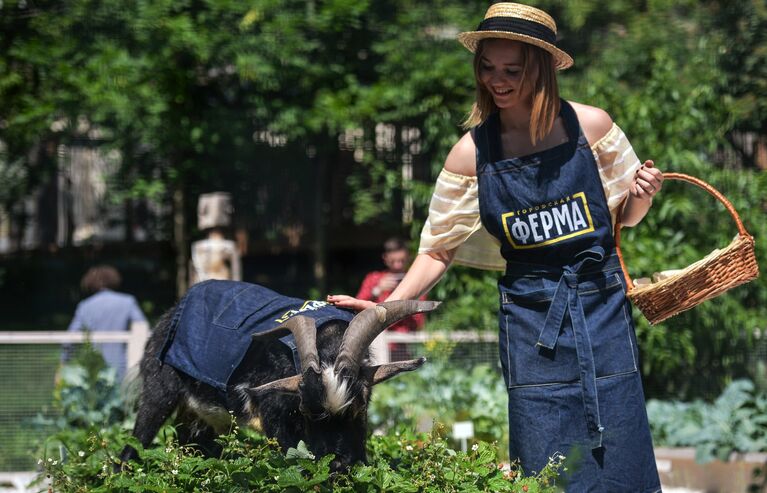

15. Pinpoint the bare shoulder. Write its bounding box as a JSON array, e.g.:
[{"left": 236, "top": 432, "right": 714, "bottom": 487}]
[
  {"left": 569, "top": 101, "right": 614, "bottom": 145},
  {"left": 443, "top": 131, "right": 477, "bottom": 177}
]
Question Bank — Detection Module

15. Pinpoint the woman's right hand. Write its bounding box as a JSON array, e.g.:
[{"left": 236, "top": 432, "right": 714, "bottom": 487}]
[{"left": 326, "top": 294, "right": 376, "bottom": 312}]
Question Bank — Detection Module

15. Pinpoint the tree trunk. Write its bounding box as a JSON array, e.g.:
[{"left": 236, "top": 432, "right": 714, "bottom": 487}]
[
  {"left": 173, "top": 184, "right": 188, "bottom": 297},
  {"left": 311, "top": 145, "right": 327, "bottom": 294},
  {"left": 36, "top": 138, "right": 59, "bottom": 249}
]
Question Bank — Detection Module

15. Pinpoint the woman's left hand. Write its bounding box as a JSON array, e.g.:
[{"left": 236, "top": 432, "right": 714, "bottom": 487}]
[{"left": 631, "top": 160, "right": 663, "bottom": 200}]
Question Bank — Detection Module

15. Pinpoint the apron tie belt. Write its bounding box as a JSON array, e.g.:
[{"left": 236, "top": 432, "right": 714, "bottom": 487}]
[{"left": 535, "top": 246, "right": 607, "bottom": 449}]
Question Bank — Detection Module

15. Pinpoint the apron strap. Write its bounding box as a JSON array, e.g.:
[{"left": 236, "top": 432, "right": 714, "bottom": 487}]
[{"left": 471, "top": 114, "right": 499, "bottom": 172}]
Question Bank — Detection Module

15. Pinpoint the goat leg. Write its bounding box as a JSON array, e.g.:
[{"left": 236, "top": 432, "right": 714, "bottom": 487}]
[
  {"left": 174, "top": 408, "right": 223, "bottom": 458},
  {"left": 117, "top": 360, "right": 182, "bottom": 468}
]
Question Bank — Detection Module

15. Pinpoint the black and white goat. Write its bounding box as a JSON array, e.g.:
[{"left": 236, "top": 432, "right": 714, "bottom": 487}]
[{"left": 118, "top": 297, "right": 438, "bottom": 471}]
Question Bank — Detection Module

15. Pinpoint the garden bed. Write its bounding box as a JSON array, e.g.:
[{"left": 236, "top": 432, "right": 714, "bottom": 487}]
[{"left": 655, "top": 447, "right": 767, "bottom": 492}]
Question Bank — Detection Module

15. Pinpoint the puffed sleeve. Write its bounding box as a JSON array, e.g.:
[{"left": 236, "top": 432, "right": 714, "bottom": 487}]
[
  {"left": 591, "top": 123, "right": 642, "bottom": 226},
  {"left": 418, "top": 168, "right": 505, "bottom": 271}
]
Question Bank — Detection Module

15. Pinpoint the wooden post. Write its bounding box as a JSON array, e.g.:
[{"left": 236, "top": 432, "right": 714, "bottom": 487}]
[
  {"left": 127, "top": 321, "right": 151, "bottom": 370},
  {"left": 310, "top": 145, "right": 327, "bottom": 294},
  {"left": 369, "top": 332, "right": 390, "bottom": 364}
]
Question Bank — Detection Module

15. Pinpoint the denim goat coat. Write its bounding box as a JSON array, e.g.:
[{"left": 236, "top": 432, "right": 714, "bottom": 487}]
[
  {"left": 474, "top": 101, "right": 660, "bottom": 491},
  {"left": 160, "top": 280, "right": 354, "bottom": 394}
]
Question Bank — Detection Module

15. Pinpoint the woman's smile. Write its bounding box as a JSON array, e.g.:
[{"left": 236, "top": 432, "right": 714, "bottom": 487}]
[{"left": 487, "top": 83, "right": 519, "bottom": 106}]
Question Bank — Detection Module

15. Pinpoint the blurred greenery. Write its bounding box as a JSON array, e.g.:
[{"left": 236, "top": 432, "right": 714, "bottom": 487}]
[
  {"left": 647, "top": 379, "right": 767, "bottom": 463},
  {"left": 1, "top": 0, "right": 765, "bottom": 400},
  {"left": 370, "top": 344, "right": 509, "bottom": 457}
]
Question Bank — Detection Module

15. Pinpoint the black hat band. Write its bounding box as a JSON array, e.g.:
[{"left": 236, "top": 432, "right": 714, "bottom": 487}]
[{"left": 476, "top": 17, "right": 557, "bottom": 45}]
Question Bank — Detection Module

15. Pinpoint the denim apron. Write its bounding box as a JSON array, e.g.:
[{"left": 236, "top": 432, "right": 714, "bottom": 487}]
[
  {"left": 475, "top": 101, "right": 660, "bottom": 491},
  {"left": 160, "top": 280, "right": 354, "bottom": 395}
]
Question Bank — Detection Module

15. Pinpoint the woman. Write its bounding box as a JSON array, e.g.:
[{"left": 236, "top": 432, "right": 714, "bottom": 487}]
[
  {"left": 66, "top": 265, "right": 147, "bottom": 381},
  {"left": 330, "top": 3, "right": 662, "bottom": 490}
]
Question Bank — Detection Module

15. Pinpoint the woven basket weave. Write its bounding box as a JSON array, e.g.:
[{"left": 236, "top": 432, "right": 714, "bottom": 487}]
[{"left": 615, "top": 172, "right": 759, "bottom": 325}]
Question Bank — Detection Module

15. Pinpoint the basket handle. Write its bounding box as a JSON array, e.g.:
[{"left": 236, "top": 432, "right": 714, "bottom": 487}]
[{"left": 615, "top": 172, "right": 752, "bottom": 292}]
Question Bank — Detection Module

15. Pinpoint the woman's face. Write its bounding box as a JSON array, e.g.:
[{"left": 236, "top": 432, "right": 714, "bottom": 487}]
[{"left": 477, "top": 39, "right": 535, "bottom": 110}]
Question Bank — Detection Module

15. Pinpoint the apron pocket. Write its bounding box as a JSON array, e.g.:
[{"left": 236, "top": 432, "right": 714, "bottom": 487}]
[
  {"left": 578, "top": 272, "right": 637, "bottom": 377},
  {"left": 499, "top": 281, "right": 581, "bottom": 388}
]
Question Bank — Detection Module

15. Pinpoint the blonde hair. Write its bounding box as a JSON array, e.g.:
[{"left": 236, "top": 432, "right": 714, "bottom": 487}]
[{"left": 462, "top": 40, "right": 560, "bottom": 145}]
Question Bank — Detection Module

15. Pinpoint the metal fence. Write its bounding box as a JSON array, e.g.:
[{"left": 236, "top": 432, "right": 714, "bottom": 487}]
[
  {"left": 0, "top": 322, "right": 150, "bottom": 492},
  {"left": 371, "top": 330, "right": 499, "bottom": 366}
]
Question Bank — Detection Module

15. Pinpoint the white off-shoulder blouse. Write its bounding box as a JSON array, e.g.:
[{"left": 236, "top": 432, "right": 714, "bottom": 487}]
[{"left": 418, "top": 123, "right": 641, "bottom": 271}]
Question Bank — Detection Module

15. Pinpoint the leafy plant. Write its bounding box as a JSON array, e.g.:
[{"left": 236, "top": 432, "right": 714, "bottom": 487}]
[
  {"left": 34, "top": 340, "right": 127, "bottom": 432},
  {"left": 28, "top": 341, "right": 130, "bottom": 474},
  {"left": 425, "top": 266, "right": 500, "bottom": 332},
  {"left": 37, "top": 355, "right": 562, "bottom": 492},
  {"left": 647, "top": 379, "right": 767, "bottom": 463},
  {"left": 369, "top": 355, "right": 509, "bottom": 457},
  {"left": 40, "top": 423, "right": 564, "bottom": 492}
]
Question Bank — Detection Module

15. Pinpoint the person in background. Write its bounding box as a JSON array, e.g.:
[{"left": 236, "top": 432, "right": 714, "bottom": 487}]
[
  {"left": 355, "top": 237, "right": 426, "bottom": 359},
  {"left": 66, "top": 265, "right": 147, "bottom": 380}
]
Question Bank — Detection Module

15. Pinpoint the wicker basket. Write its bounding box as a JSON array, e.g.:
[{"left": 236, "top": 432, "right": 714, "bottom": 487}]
[{"left": 615, "top": 172, "right": 760, "bottom": 325}]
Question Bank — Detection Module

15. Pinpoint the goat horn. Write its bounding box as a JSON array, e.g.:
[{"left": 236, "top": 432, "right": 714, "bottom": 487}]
[
  {"left": 252, "top": 315, "right": 320, "bottom": 373},
  {"left": 360, "top": 357, "right": 427, "bottom": 386},
  {"left": 249, "top": 374, "right": 302, "bottom": 398},
  {"left": 334, "top": 300, "right": 440, "bottom": 377}
]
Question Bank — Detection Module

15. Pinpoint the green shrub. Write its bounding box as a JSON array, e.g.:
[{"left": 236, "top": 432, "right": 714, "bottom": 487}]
[
  {"left": 647, "top": 379, "right": 767, "bottom": 463},
  {"left": 37, "top": 359, "right": 563, "bottom": 492},
  {"left": 40, "top": 425, "right": 564, "bottom": 492},
  {"left": 369, "top": 356, "right": 509, "bottom": 456},
  {"left": 30, "top": 343, "right": 130, "bottom": 466}
]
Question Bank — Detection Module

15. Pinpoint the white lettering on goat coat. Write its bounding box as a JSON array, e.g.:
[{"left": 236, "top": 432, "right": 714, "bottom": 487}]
[
  {"left": 501, "top": 192, "right": 595, "bottom": 249},
  {"left": 275, "top": 300, "right": 332, "bottom": 324}
]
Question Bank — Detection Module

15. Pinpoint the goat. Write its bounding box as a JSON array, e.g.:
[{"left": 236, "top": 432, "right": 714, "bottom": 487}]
[{"left": 118, "top": 280, "right": 439, "bottom": 471}]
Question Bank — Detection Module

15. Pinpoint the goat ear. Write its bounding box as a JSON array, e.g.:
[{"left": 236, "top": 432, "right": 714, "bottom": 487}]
[
  {"left": 362, "top": 357, "right": 427, "bottom": 386},
  {"left": 248, "top": 375, "right": 302, "bottom": 398}
]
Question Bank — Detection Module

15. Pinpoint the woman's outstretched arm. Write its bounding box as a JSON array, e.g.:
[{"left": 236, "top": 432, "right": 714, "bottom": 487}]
[
  {"left": 328, "top": 131, "right": 474, "bottom": 312},
  {"left": 327, "top": 249, "right": 455, "bottom": 311}
]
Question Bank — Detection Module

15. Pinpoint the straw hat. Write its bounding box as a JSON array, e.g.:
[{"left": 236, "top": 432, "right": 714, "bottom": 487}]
[{"left": 457, "top": 3, "right": 573, "bottom": 70}]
